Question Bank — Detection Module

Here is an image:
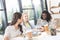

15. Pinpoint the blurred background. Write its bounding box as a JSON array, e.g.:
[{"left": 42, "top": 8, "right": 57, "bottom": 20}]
[{"left": 0, "top": 0, "right": 60, "bottom": 40}]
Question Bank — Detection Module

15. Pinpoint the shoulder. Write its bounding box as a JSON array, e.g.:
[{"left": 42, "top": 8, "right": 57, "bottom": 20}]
[
  {"left": 29, "top": 20, "right": 34, "bottom": 24},
  {"left": 5, "top": 26, "right": 13, "bottom": 31},
  {"left": 6, "top": 26, "right": 11, "bottom": 30},
  {"left": 29, "top": 20, "right": 36, "bottom": 28}
]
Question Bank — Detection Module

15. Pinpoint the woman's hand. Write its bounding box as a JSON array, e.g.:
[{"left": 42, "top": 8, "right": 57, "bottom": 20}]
[
  {"left": 26, "top": 32, "right": 32, "bottom": 39},
  {"left": 39, "top": 27, "right": 45, "bottom": 32},
  {"left": 4, "top": 36, "right": 9, "bottom": 40}
]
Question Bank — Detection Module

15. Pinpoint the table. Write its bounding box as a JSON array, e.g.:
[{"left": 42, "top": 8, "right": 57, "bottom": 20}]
[
  {"left": 10, "top": 32, "right": 60, "bottom": 40},
  {"left": 33, "top": 32, "right": 60, "bottom": 40}
]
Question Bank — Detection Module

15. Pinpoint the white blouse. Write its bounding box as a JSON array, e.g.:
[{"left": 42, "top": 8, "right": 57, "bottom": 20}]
[
  {"left": 37, "top": 19, "right": 56, "bottom": 28},
  {"left": 4, "top": 26, "right": 21, "bottom": 39},
  {"left": 22, "top": 24, "right": 32, "bottom": 34}
]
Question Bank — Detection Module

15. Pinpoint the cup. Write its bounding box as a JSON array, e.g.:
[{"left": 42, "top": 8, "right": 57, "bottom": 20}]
[
  {"left": 26, "top": 32, "right": 32, "bottom": 39},
  {"left": 44, "top": 24, "right": 49, "bottom": 32},
  {"left": 50, "top": 28, "right": 56, "bottom": 36}
]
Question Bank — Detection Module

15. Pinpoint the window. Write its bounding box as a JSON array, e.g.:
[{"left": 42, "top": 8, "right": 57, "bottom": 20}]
[
  {"left": 33, "top": 0, "right": 42, "bottom": 19},
  {"left": 21, "top": 0, "right": 34, "bottom": 20},
  {"left": 21, "top": 0, "right": 43, "bottom": 19},
  {"left": 22, "top": 0, "right": 32, "bottom": 8},
  {"left": 5, "top": 0, "right": 20, "bottom": 23},
  {"left": 0, "top": 0, "right": 4, "bottom": 34},
  {"left": 42, "top": 0, "right": 46, "bottom": 10},
  {"left": 21, "top": 0, "right": 45, "bottom": 24},
  {"left": 0, "top": 11, "right": 3, "bottom": 34},
  {"left": 0, "top": 15, "right": 1, "bottom": 25},
  {"left": 23, "top": 10, "right": 34, "bottom": 20}
]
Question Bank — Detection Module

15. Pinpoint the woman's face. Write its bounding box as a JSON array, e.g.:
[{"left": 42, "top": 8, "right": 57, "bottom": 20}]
[
  {"left": 23, "top": 14, "right": 29, "bottom": 22},
  {"left": 42, "top": 13, "right": 47, "bottom": 20}
]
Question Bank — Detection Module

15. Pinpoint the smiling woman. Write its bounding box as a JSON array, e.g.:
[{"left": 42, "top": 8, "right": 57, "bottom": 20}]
[{"left": 4, "top": 12, "right": 23, "bottom": 40}]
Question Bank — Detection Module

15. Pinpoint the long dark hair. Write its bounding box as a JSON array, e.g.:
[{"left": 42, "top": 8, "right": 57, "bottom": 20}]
[
  {"left": 41, "top": 10, "right": 52, "bottom": 22},
  {"left": 11, "top": 12, "right": 23, "bottom": 33}
]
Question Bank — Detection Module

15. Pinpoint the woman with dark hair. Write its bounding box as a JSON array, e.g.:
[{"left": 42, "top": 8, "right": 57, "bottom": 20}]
[
  {"left": 37, "top": 10, "right": 56, "bottom": 32},
  {"left": 41, "top": 10, "right": 52, "bottom": 22},
  {"left": 4, "top": 12, "right": 23, "bottom": 40}
]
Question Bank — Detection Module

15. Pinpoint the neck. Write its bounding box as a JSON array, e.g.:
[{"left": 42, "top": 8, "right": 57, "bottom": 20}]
[
  {"left": 24, "top": 21, "right": 28, "bottom": 23},
  {"left": 14, "top": 23, "right": 19, "bottom": 30}
]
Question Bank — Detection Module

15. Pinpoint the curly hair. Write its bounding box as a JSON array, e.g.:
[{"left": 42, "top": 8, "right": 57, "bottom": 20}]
[{"left": 41, "top": 10, "right": 52, "bottom": 22}]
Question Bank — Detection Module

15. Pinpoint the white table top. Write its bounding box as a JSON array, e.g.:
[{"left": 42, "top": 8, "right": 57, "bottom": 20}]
[{"left": 11, "top": 32, "right": 60, "bottom": 40}]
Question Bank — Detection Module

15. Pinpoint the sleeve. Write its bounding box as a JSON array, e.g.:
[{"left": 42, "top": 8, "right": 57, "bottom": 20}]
[
  {"left": 29, "top": 21, "right": 35, "bottom": 28},
  {"left": 4, "top": 26, "right": 10, "bottom": 38}
]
